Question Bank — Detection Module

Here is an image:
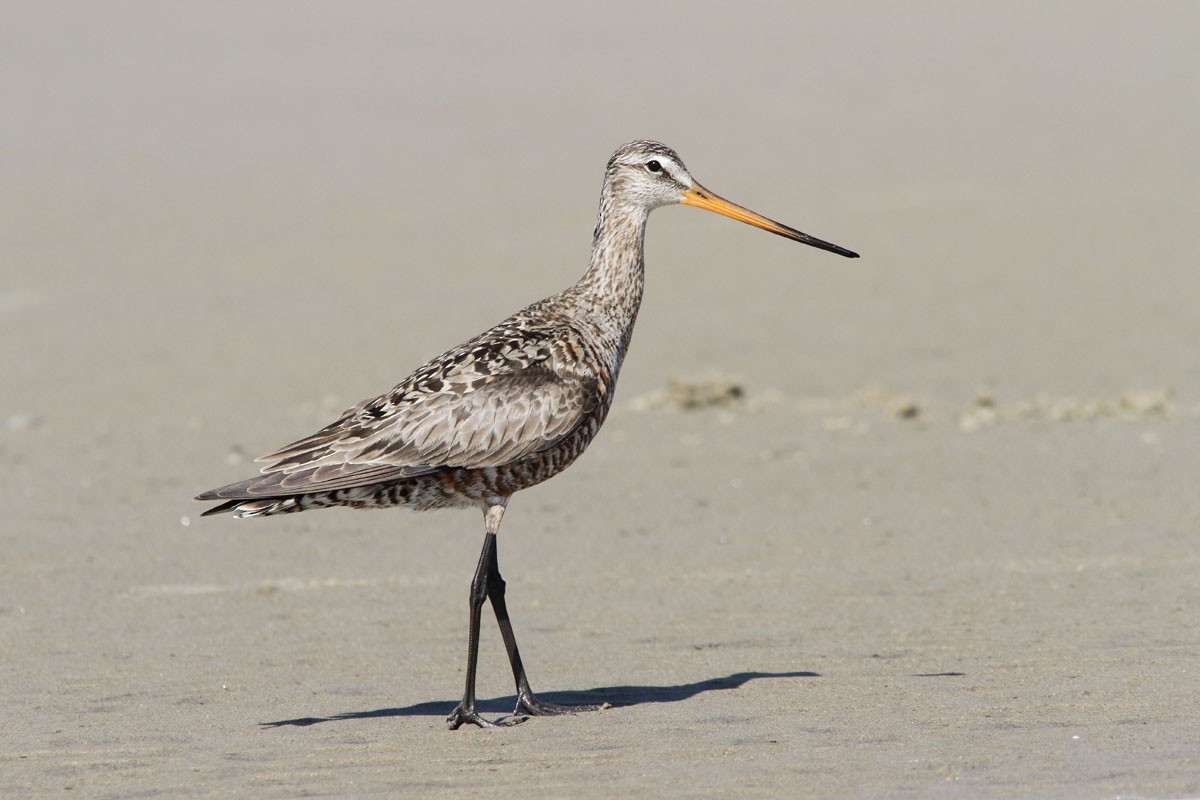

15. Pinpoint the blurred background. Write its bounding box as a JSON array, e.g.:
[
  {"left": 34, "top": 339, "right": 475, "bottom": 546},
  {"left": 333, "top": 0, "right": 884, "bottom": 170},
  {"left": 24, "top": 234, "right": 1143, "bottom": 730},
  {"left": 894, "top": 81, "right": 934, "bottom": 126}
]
[{"left": 5, "top": 1, "right": 1196, "bottom": 426}]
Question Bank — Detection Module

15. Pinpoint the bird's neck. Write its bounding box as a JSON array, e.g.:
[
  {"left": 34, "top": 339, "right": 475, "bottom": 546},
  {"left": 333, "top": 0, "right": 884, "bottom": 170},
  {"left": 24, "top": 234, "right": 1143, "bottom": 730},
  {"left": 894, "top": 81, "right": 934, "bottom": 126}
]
[
  {"left": 561, "top": 196, "right": 649, "bottom": 379},
  {"left": 573, "top": 197, "right": 648, "bottom": 326}
]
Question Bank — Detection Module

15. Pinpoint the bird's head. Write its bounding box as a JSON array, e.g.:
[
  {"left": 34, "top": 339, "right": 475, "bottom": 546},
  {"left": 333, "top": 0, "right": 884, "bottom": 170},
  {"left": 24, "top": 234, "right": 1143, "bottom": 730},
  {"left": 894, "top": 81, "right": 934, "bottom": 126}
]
[{"left": 604, "top": 139, "right": 858, "bottom": 258}]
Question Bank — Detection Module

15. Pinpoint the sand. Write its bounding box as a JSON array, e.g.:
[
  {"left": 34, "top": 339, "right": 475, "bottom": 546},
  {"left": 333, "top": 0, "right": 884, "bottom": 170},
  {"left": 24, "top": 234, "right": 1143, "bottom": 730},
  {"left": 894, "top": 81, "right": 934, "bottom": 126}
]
[{"left": 3, "top": 3, "right": 1199, "bottom": 797}]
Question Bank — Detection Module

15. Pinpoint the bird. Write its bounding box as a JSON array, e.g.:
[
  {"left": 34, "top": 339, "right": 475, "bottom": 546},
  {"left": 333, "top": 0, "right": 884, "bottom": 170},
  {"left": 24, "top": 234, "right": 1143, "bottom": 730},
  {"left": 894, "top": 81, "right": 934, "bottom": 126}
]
[{"left": 196, "top": 140, "right": 858, "bottom": 729}]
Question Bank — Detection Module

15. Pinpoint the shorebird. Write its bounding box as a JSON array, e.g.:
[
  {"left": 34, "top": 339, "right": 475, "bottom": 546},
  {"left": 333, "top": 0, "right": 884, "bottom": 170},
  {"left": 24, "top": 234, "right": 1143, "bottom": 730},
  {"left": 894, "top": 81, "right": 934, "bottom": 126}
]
[{"left": 196, "top": 140, "right": 858, "bottom": 729}]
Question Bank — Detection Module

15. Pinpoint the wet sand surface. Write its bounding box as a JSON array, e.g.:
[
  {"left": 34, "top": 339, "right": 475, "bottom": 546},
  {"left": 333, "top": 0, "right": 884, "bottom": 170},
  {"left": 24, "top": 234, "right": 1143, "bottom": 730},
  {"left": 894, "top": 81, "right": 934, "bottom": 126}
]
[{"left": 3, "top": 3, "right": 1199, "bottom": 797}]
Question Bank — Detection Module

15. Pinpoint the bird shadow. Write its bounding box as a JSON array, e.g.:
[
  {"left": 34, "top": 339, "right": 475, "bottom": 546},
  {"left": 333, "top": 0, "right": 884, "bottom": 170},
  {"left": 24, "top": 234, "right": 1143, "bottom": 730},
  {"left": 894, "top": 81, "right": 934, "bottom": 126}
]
[{"left": 260, "top": 669, "right": 819, "bottom": 728}]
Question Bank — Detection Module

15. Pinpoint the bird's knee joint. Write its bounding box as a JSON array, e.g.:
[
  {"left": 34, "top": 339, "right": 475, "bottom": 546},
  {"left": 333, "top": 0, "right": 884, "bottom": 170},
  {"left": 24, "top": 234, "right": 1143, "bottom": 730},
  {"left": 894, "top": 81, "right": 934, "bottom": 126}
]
[{"left": 469, "top": 581, "right": 488, "bottom": 606}]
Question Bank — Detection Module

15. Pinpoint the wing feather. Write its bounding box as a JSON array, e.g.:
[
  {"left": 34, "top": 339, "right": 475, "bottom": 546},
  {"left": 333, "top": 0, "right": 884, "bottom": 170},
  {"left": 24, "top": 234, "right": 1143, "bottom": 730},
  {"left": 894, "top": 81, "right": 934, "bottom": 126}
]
[{"left": 201, "top": 324, "right": 602, "bottom": 501}]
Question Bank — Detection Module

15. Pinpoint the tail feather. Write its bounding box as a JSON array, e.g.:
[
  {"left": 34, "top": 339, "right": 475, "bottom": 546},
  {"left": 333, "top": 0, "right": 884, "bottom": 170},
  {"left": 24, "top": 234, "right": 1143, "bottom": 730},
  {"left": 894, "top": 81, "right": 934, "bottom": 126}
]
[
  {"left": 195, "top": 476, "right": 414, "bottom": 518},
  {"left": 198, "top": 496, "right": 306, "bottom": 518},
  {"left": 195, "top": 473, "right": 304, "bottom": 518},
  {"left": 199, "top": 499, "right": 243, "bottom": 517}
]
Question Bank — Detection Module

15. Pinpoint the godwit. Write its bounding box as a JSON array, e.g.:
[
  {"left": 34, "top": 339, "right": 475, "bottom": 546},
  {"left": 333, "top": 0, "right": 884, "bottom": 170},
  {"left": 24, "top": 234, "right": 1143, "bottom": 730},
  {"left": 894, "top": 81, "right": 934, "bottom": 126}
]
[{"left": 196, "top": 140, "right": 858, "bottom": 729}]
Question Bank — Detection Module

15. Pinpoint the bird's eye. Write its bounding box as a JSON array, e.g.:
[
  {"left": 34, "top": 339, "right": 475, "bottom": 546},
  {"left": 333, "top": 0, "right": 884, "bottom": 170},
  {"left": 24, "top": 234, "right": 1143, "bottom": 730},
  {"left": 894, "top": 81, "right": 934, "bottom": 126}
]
[{"left": 645, "top": 160, "right": 662, "bottom": 173}]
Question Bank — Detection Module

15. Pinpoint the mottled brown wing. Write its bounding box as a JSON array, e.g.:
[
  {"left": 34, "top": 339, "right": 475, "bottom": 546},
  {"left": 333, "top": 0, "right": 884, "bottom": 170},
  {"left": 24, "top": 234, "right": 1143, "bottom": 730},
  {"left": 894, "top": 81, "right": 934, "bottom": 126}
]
[{"left": 201, "top": 327, "right": 601, "bottom": 500}]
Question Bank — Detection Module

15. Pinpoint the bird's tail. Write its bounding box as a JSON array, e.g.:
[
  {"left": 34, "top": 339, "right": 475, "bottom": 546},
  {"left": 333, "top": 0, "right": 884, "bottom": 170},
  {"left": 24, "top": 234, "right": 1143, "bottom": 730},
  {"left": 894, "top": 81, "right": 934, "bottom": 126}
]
[{"left": 199, "top": 496, "right": 306, "bottom": 518}]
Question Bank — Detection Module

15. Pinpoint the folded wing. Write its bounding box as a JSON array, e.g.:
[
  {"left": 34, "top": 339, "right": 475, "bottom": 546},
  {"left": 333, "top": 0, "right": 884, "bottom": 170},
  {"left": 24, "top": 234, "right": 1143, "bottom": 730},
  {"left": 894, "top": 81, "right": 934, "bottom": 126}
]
[{"left": 196, "top": 326, "right": 601, "bottom": 501}]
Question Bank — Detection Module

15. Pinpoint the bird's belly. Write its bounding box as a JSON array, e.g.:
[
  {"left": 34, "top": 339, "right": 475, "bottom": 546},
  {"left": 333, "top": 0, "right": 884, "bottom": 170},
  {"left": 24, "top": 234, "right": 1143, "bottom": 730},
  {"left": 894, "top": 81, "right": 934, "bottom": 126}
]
[{"left": 331, "top": 411, "right": 606, "bottom": 514}]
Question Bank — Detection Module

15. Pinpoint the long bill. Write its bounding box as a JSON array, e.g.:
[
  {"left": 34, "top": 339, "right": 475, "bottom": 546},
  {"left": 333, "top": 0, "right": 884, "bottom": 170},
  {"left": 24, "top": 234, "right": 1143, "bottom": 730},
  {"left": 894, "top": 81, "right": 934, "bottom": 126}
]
[{"left": 681, "top": 183, "right": 859, "bottom": 258}]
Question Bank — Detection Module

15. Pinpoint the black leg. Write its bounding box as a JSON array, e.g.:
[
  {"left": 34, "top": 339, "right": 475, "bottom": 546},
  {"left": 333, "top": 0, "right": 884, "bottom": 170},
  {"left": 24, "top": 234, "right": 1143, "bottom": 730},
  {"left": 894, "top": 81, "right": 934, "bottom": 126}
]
[
  {"left": 446, "top": 532, "right": 523, "bottom": 729},
  {"left": 484, "top": 533, "right": 603, "bottom": 718}
]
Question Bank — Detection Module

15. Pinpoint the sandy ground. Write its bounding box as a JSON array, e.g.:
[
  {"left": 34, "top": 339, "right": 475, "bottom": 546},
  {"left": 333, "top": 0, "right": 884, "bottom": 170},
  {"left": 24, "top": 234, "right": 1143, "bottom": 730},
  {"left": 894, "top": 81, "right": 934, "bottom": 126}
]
[{"left": 3, "top": 3, "right": 1199, "bottom": 797}]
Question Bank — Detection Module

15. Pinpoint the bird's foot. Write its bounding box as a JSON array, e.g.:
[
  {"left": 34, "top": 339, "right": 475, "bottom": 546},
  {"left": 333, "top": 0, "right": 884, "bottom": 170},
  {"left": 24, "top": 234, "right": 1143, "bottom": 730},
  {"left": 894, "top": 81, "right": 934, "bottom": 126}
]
[
  {"left": 514, "top": 690, "right": 606, "bottom": 717},
  {"left": 446, "top": 704, "right": 528, "bottom": 730}
]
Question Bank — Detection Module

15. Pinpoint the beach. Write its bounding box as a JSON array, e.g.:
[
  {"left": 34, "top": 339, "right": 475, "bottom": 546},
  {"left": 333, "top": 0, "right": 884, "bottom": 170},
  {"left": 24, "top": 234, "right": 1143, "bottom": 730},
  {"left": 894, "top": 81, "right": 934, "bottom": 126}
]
[{"left": 3, "top": 3, "right": 1198, "bottom": 796}]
